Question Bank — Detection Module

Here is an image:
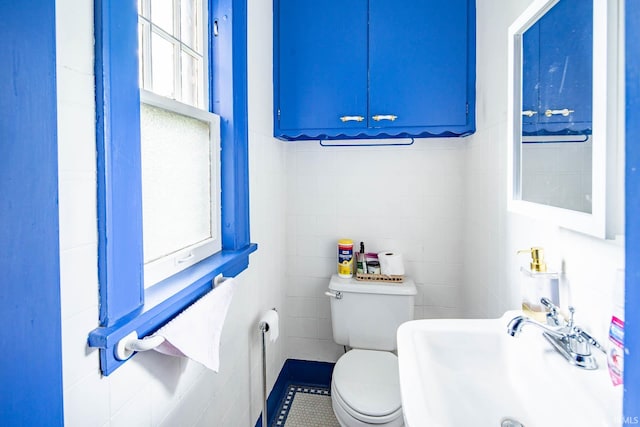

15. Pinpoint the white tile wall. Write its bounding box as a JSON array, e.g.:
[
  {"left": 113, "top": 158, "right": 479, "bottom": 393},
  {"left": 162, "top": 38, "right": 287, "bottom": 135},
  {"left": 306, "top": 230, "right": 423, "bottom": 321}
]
[
  {"left": 522, "top": 139, "right": 593, "bottom": 213},
  {"left": 285, "top": 140, "right": 469, "bottom": 361},
  {"left": 63, "top": 372, "right": 110, "bottom": 427},
  {"left": 59, "top": 244, "right": 98, "bottom": 319}
]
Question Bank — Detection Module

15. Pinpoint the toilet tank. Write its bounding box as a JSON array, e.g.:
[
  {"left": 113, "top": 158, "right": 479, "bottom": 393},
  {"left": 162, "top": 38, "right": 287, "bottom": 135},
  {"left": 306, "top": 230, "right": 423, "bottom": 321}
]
[{"left": 328, "top": 274, "right": 416, "bottom": 351}]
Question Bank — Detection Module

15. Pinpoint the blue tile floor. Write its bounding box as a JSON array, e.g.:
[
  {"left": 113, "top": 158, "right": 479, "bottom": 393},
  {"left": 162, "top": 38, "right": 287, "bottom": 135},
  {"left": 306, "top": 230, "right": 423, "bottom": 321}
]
[{"left": 254, "top": 360, "right": 336, "bottom": 427}]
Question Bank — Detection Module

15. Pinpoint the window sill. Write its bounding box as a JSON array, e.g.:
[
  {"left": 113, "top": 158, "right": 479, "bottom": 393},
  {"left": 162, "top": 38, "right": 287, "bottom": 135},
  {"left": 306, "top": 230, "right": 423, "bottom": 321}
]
[{"left": 88, "top": 243, "right": 257, "bottom": 375}]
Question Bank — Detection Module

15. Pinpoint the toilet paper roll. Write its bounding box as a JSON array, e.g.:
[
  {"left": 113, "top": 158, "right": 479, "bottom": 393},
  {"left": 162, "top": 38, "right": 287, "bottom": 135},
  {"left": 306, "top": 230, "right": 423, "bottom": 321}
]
[
  {"left": 377, "top": 252, "right": 405, "bottom": 276},
  {"left": 259, "top": 309, "right": 279, "bottom": 342}
]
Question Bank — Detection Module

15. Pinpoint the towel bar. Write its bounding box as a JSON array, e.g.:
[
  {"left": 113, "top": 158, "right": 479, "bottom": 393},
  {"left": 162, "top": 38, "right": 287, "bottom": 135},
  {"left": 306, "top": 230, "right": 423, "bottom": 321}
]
[
  {"left": 115, "top": 331, "right": 165, "bottom": 361},
  {"left": 114, "top": 274, "right": 231, "bottom": 361}
]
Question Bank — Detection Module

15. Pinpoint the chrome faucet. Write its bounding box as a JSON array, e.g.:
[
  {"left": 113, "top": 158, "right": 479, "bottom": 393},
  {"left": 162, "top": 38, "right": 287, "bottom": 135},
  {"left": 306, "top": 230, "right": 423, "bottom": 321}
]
[{"left": 507, "top": 298, "right": 606, "bottom": 370}]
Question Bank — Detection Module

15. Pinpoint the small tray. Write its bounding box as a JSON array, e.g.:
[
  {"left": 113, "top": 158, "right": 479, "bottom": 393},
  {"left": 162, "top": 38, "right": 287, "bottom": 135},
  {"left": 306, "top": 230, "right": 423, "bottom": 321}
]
[{"left": 355, "top": 273, "right": 404, "bottom": 283}]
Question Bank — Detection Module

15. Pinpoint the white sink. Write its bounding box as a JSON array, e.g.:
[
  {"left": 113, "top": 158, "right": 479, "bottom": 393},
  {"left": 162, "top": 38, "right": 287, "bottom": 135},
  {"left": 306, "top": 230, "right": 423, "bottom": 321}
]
[{"left": 397, "top": 311, "right": 621, "bottom": 427}]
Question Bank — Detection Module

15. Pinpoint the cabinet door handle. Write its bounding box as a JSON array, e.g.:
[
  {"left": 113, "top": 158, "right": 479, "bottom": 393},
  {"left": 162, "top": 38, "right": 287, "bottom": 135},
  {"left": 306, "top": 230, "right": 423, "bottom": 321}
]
[
  {"left": 340, "top": 115, "right": 365, "bottom": 122},
  {"left": 544, "top": 108, "right": 575, "bottom": 117},
  {"left": 372, "top": 114, "right": 398, "bottom": 122},
  {"left": 522, "top": 110, "right": 538, "bottom": 117}
]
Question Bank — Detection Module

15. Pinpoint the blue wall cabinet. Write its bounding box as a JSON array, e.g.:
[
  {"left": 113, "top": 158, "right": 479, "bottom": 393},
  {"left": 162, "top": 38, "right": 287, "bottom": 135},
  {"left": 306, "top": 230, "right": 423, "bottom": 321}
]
[
  {"left": 274, "top": 0, "right": 476, "bottom": 141},
  {"left": 522, "top": 0, "right": 593, "bottom": 135}
]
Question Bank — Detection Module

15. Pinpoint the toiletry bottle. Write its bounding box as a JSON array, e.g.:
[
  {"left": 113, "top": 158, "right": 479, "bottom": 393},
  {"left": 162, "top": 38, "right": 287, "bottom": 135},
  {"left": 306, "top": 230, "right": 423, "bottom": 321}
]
[
  {"left": 517, "top": 247, "right": 560, "bottom": 322},
  {"left": 608, "top": 269, "right": 625, "bottom": 386},
  {"left": 356, "top": 242, "right": 366, "bottom": 275},
  {"left": 337, "top": 239, "right": 354, "bottom": 278},
  {"left": 365, "top": 252, "right": 380, "bottom": 275}
]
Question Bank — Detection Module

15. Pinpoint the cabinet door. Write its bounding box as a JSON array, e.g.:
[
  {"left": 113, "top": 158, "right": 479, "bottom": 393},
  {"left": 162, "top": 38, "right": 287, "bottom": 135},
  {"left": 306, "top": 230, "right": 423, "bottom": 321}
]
[
  {"left": 369, "top": 0, "right": 469, "bottom": 129},
  {"left": 522, "top": 23, "right": 540, "bottom": 134},
  {"left": 538, "top": 0, "right": 592, "bottom": 132},
  {"left": 277, "top": 0, "right": 368, "bottom": 132}
]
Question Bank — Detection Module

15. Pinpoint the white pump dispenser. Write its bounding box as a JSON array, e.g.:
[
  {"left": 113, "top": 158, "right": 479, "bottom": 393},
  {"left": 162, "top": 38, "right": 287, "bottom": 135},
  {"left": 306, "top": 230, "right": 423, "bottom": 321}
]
[{"left": 517, "top": 247, "right": 560, "bottom": 321}]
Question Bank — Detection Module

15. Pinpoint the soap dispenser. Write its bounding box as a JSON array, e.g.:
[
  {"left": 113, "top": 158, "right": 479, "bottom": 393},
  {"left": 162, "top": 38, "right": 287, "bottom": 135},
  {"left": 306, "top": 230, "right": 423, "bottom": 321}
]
[{"left": 517, "top": 247, "right": 560, "bottom": 321}]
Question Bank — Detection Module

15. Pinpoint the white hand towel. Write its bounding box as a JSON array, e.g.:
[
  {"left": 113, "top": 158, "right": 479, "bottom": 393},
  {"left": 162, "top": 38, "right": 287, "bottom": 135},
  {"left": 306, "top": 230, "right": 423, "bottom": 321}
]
[{"left": 153, "top": 278, "right": 235, "bottom": 372}]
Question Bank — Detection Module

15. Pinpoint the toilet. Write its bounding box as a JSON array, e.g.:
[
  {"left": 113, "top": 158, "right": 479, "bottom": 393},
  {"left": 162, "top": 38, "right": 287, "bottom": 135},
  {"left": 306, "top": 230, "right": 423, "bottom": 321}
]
[{"left": 327, "top": 274, "right": 417, "bottom": 426}]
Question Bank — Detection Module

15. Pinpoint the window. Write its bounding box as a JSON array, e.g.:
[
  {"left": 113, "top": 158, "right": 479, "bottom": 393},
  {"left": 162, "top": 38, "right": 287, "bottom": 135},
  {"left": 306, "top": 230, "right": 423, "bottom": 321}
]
[
  {"left": 137, "top": 0, "right": 220, "bottom": 288},
  {"left": 139, "top": 93, "right": 221, "bottom": 287},
  {"left": 138, "top": 0, "right": 206, "bottom": 108},
  {"left": 89, "top": 0, "right": 255, "bottom": 376}
]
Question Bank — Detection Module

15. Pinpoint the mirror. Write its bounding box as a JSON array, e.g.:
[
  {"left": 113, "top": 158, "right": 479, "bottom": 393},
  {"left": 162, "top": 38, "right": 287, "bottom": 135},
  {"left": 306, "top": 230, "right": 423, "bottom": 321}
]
[
  {"left": 507, "top": 0, "right": 616, "bottom": 238},
  {"left": 521, "top": 0, "right": 592, "bottom": 213}
]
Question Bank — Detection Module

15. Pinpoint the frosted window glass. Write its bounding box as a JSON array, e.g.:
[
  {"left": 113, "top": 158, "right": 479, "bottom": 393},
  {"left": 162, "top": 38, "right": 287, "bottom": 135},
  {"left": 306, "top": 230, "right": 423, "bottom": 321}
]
[{"left": 140, "top": 104, "right": 213, "bottom": 263}]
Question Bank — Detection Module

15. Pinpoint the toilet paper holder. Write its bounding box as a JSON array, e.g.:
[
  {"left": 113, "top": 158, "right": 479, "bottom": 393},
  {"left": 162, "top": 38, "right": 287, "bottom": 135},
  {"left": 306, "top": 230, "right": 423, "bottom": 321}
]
[
  {"left": 258, "top": 307, "right": 278, "bottom": 332},
  {"left": 258, "top": 307, "right": 278, "bottom": 427},
  {"left": 114, "top": 274, "right": 230, "bottom": 361}
]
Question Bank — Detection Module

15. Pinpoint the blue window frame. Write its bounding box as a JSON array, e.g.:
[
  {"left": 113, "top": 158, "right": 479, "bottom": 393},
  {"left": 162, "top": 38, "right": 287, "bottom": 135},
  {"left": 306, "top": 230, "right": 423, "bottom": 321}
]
[{"left": 88, "top": 0, "right": 256, "bottom": 375}]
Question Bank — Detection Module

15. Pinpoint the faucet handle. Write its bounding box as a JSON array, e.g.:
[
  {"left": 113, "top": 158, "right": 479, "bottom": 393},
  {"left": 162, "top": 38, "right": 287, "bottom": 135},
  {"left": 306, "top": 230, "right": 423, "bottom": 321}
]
[
  {"left": 577, "top": 328, "right": 606, "bottom": 354},
  {"left": 567, "top": 306, "right": 575, "bottom": 329},
  {"left": 540, "top": 298, "right": 562, "bottom": 326},
  {"left": 571, "top": 326, "right": 607, "bottom": 356},
  {"left": 540, "top": 297, "right": 558, "bottom": 311}
]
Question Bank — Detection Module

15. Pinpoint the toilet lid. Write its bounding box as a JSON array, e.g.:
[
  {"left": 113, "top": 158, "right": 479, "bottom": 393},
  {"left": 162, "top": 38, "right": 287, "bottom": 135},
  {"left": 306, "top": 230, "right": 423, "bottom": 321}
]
[{"left": 332, "top": 349, "right": 402, "bottom": 418}]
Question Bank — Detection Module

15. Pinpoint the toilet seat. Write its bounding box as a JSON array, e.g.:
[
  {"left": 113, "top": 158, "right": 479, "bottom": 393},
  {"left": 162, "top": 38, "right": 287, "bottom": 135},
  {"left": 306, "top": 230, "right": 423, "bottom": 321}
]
[
  {"left": 332, "top": 381, "right": 403, "bottom": 425},
  {"left": 331, "top": 349, "right": 403, "bottom": 425}
]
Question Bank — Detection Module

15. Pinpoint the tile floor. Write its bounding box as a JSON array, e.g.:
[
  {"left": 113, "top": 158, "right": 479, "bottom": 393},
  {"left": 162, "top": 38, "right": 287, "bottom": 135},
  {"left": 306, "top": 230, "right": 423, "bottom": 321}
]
[{"left": 273, "top": 385, "right": 339, "bottom": 427}]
